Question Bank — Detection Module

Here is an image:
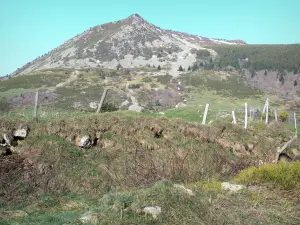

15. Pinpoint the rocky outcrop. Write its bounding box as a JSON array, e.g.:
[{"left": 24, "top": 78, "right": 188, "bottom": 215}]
[
  {"left": 79, "top": 212, "right": 99, "bottom": 224},
  {"left": 143, "top": 206, "right": 162, "bottom": 219},
  {"left": 75, "top": 135, "right": 93, "bottom": 148},
  {"left": 0, "top": 126, "right": 29, "bottom": 155},
  {"left": 221, "top": 182, "right": 246, "bottom": 192}
]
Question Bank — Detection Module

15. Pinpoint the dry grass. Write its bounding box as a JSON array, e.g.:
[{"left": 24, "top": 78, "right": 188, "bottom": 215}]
[{"left": 1, "top": 113, "right": 300, "bottom": 224}]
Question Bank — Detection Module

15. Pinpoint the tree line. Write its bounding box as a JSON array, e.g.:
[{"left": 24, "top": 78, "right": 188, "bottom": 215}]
[{"left": 209, "top": 44, "right": 300, "bottom": 73}]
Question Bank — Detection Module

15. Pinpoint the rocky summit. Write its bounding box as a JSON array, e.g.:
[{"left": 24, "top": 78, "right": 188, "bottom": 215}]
[{"left": 12, "top": 14, "right": 245, "bottom": 77}]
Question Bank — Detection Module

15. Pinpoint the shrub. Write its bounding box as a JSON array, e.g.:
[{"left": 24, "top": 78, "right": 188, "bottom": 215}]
[
  {"left": 187, "top": 180, "right": 223, "bottom": 194},
  {"left": 128, "top": 84, "right": 141, "bottom": 89},
  {"left": 150, "top": 83, "right": 158, "bottom": 88},
  {"left": 234, "top": 161, "right": 300, "bottom": 190},
  {"left": 142, "top": 77, "right": 152, "bottom": 83},
  {"left": 154, "top": 75, "right": 172, "bottom": 85},
  {"left": 261, "top": 111, "right": 275, "bottom": 120},
  {"left": 249, "top": 121, "right": 267, "bottom": 132},
  {"left": 102, "top": 103, "right": 119, "bottom": 112},
  {"left": 278, "top": 111, "right": 289, "bottom": 122},
  {"left": 196, "top": 49, "right": 211, "bottom": 59},
  {"left": 0, "top": 98, "right": 11, "bottom": 115}
]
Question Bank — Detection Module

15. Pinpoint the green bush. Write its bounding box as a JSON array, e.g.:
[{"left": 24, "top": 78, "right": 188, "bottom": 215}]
[
  {"left": 278, "top": 111, "right": 289, "bottom": 122},
  {"left": 128, "top": 84, "right": 141, "bottom": 89},
  {"left": 234, "top": 161, "right": 300, "bottom": 190},
  {"left": 154, "top": 75, "right": 172, "bottom": 85},
  {"left": 261, "top": 111, "right": 275, "bottom": 120},
  {"left": 0, "top": 98, "right": 11, "bottom": 115},
  {"left": 196, "top": 49, "right": 211, "bottom": 59},
  {"left": 102, "top": 103, "right": 119, "bottom": 112},
  {"left": 142, "top": 77, "right": 152, "bottom": 83}
]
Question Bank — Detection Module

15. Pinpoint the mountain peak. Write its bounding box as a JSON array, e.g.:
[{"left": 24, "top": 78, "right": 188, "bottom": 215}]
[
  {"left": 10, "top": 14, "right": 246, "bottom": 76},
  {"left": 125, "top": 13, "right": 146, "bottom": 23}
]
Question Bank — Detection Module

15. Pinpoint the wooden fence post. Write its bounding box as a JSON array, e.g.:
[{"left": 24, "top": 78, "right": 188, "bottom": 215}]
[
  {"left": 245, "top": 103, "right": 248, "bottom": 129},
  {"left": 294, "top": 112, "right": 297, "bottom": 135},
  {"left": 34, "top": 91, "right": 39, "bottom": 120},
  {"left": 202, "top": 104, "right": 209, "bottom": 125},
  {"left": 275, "top": 135, "right": 297, "bottom": 163},
  {"left": 261, "top": 99, "right": 267, "bottom": 120},
  {"left": 96, "top": 88, "right": 109, "bottom": 113},
  {"left": 232, "top": 110, "right": 237, "bottom": 124},
  {"left": 265, "top": 98, "right": 269, "bottom": 124}
]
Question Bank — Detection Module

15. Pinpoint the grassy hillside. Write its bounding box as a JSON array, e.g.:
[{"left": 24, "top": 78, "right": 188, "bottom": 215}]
[
  {"left": 1, "top": 112, "right": 300, "bottom": 224},
  {"left": 1, "top": 67, "right": 292, "bottom": 121}
]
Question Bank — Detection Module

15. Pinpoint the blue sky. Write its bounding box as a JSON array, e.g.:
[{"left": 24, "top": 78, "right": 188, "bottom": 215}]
[{"left": 0, "top": 0, "right": 299, "bottom": 76}]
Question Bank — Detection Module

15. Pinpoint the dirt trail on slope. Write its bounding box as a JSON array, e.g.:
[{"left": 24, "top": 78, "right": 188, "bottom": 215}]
[{"left": 55, "top": 70, "right": 79, "bottom": 88}]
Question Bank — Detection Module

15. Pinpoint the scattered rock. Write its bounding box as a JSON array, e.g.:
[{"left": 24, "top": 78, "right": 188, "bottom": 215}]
[
  {"left": 89, "top": 102, "right": 98, "bottom": 109},
  {"left": 247, "top": 143, "right": 254, "bottom": 152},
  {"left": 75, "top": 135, "right": 92, "bottom": 148},
  {"left": 3, "top": 133, "right": 13, "bottom": 146},
  {"left": 121, "top": 100, "right": 130, "bottom": 106},
  {"left": 221, "top": 182, "right": 246, "bottom": 192},
  {"left": 143, "top": 206, "right": 161, "bottom": 219},
  {"left": 258, "top": 160, "right": 265, "bottom": 166},
  {"left": 248, "top": 185, "right": 262, "bottom": 191},
  {"left": 128, "top": 104, "right": 143, "bottom": 112},
  {"left": 79, "top": 212, "right": 99, "bottom": 224},
  {"left": 14, "top": 128, "right": 28, "bottom": 138},
  {"left": 175, "top": 102, "right": 187, "bottom": 108},
  {"left": 174, "top": 184, "right": 195, "bottom": 196}
]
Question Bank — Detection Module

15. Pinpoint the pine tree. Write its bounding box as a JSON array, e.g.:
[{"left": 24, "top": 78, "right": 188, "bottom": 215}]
[
  {"left": 192, "top": 64, "right": 198, "bottom": 71},
  {"left": 279, "top": 74, "right": 284, "bottom": 85},
  {"left": 157, "top": 65, "right": 161, "bottom": 70},
  {"left": 188, "top": 66, "right": 191, "bottom": 71},
  {"left": 294, "top": 80, "right": 297, "bottom": 86},
  {"left": 178, "top": 66, "right": 183, "bottom": 71}
]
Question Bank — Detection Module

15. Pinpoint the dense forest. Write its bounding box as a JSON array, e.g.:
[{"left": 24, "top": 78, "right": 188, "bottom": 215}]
[{"left": 208, "top": 44, "right": 300, "bottom": 73}]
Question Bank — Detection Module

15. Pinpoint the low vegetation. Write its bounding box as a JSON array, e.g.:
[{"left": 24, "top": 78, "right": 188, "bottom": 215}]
[{"left": 234, "top": 161, "right": 300, "bottom": 190}]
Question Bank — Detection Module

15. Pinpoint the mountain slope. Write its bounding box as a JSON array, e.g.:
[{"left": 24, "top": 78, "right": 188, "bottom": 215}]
[{"left": 11, "top": 14, "right": 246, "bottom": 77}]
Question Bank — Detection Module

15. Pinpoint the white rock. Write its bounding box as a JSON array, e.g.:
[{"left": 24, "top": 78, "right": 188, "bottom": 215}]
[
  {"left": 176, "top": 103, "right": 187, "bottom": 108},
  {"left": 221, "top": 182, "right": 245, "bottom": 192},
  {"left": 13, "top": 129, "right": 28, "bottom": 138},
  {"left": 121, "top": 100, "right": 129, "bottom": 106},
  {"left": 143, "top": 206, "right": 161, "bottom": 219},
  {"left": 89, "top": 102, "right": 98, "bottom": 109},
  {"left": 159, "top": 112, "right": 165, "bottom": 115},
  {"left": 174, "top": 184, "right": 195, "bottom": 196},
  {"left": 3, "top": 134, "right": 12, "bottom": 146},
  {"left": 76, "top": 135, "right": 92, "bottom": 148},
  {"left": 79, "top": 212, "right": 98, "bottom": 224}
]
